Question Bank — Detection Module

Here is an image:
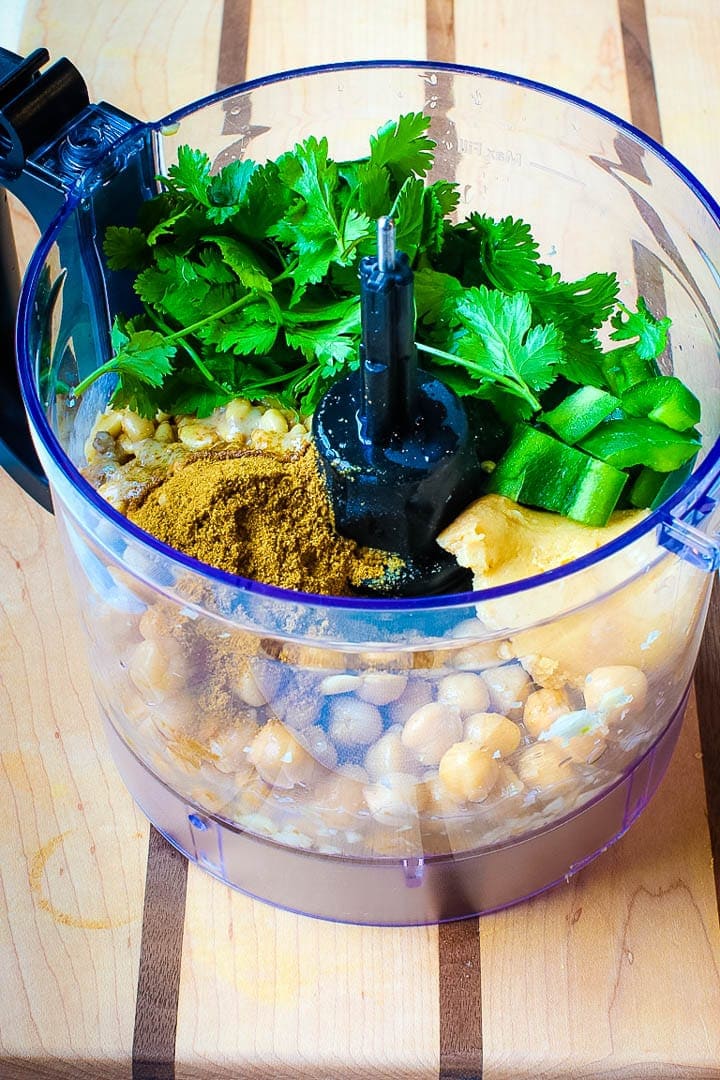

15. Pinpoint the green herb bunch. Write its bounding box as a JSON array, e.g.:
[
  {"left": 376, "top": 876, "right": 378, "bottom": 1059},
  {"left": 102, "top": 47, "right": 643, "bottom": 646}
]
[
  {"left": 74, "top": 112, "right": 701, "bottom": 525},
  {"left": 76, "top": 112, "right": 661, "bottom": 421}
]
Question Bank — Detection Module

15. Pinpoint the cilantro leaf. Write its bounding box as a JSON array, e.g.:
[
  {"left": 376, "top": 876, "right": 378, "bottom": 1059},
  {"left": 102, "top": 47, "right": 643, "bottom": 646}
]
[
  {"left": 530, "top": 267, "right": 619, "bottom": 330},
  {"left": 435, "top": 213, "right": 542, "bottom": 292},
  {"left": 73, "top": 325, "right": 176, "bottom": 417},
  {"left": 368, "top": 113, "right": 435, "bottom": 183},
  {"left": 201, "top": 235, "right": 272, "bottom": 292},
  {"left": 391, "top": 177, "right": 426, "bottom": 262},
  {"left": 610, "top": 297, "right": 670, "bottom": 358},
  {"left": 414, "top": 267, "right": 463, "bottom": 324},
  {"left": 206, "top": 159, "right": 256, "bottom": 221},
  {"left": 103, "top": 226, "right": 148, "bottom": 270},
  {"left": 422, "top": 285, "right": 565, "bottom": 416},
  {"left": 356, "top": 161, "right": 391, "bottom": 218},
  {"left": 421, "top": 181, "right": 460, "bottom": 258},
  {"left": 166, "top": 145, "right": 212, "bottom": 203}
]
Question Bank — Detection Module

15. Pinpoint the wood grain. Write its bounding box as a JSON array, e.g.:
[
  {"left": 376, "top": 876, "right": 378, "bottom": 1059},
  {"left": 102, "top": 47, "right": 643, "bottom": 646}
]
[
  {"left": 479, "top": 694, "right": 720, "bottom": 1080},
  {"left": 645, "top": 0, "right": 720, "bottom": 193},
  {"left": 0, "top": 469, "right": 148, "bottom": 1079}
]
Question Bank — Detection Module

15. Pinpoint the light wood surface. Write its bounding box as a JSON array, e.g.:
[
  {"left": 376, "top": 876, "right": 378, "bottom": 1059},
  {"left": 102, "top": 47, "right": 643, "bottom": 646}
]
[{"left": 1, "top": 3, "right": 720, "bottom": 1078}]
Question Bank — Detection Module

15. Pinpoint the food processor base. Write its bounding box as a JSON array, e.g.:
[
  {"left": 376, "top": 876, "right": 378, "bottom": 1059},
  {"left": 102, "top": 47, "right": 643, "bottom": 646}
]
[{"left": 104, "top": 693, "right": 687, "bottom": 926}]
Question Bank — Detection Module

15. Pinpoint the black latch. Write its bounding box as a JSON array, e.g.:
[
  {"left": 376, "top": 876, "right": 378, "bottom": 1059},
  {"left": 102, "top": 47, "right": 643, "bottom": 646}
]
[{"left": 0, "top": 46, "right": 90, "bottom": 175}]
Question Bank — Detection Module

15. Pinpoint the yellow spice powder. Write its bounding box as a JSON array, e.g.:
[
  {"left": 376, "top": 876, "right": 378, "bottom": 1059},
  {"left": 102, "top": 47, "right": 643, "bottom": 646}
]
[{"left": 128, "top": 443, "right": 398, "bottom": 595}]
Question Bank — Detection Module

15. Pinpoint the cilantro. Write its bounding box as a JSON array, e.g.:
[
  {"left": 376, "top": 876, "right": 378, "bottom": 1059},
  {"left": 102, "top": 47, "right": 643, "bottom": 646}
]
[
  {"left": 368, "top": 113, "right": 435, "bottom": 183},
  {"left": 418, "top": 285, "right": 564, "bottom": 420},
  {"left": 78, "top": 112, "right": 678, "bottom": 441},
  {"left": 610, "top": 297, "right": 670, "bottom": 358},
  {"left": 103, "top": 226, "right": 148, "bottom": 270},
  {"left": 73, "top": 325, "right": 176, "bottom": 418}
]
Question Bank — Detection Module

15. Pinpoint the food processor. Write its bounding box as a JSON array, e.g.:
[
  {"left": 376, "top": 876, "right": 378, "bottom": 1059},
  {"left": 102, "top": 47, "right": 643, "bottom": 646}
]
[{"left": 2, "top": 50, "right": 720, "bottom": 925}]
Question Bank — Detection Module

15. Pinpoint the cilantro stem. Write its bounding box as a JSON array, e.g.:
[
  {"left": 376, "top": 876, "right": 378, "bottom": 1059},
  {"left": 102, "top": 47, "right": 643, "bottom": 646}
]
[
  {"left": 416, "top": 341, "right": 542, "bottom": 411},
  {"left": 163, "top": 292, "right": 257, "bottom": 342},
  {"left": 143, "top": 305, "right": 228, "bottom": 394},
  {"left": 72, "top": 357, "right": 122, "bottom": 398}
]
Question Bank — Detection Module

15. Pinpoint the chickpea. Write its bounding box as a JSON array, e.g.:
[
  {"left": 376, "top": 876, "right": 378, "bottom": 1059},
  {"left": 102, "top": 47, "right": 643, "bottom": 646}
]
[
  {"left": 149, "top": 694, "right": 203, "bottom": 741},
  {"left": 482, "top": 663, "right": 532, "bottom": 719},
  {"left": 258, "top": 407, "right": 289, "bottom": 434},
  {"left": 495, "top": 763, "right": 525, "bottom": 799},
  {"left": 235, "top": 659, "right": 280, "bottom": 707},
  {"left": 523, "top": 687, "right": 573, "bottom": 738},
  {"left": 516, "top": 742, "right": 574, "bottom": 790},
  {"left": 550, "top": 729, "right": 607, "bottom": 765},
  {"left": 451, "top": 640, "right": 505, "bottom": 671},
  {"left": 95, "top": 409, "right": 124, "bottom": 438},
  {"left": 122, "top": 410, "right": 156, "bottom": 442},
  {"left": 209, "top": 715, "right": 260, "bottom": 773},
  {"left": 271, "top": 682, "right": 319, "bottom": 731},
  {"left": 464, "top": 712, "right": 522, "bottom": 758},
  {"left": 386, "top": 678, "right": 434, "bottom": 725},
  {"left": 422, "top": 773, "right": 465, "bottom": 817},
  {"left": 312, "top": 770, "right": 366, "bottom": 827},
  {"left": 178, "top": 422, "right": 218, "bottom": 451},
  {"left": 364, "top": 773, "right": 428, "bottom": 825},
  {"left": 365, "top": 728, "right": 418, "bottom": 780},
  {"left": 401, "top": 702, "right": 463, "bottom": 766},
  {"left": 358, "top": 671, "right": 408, "bottom": 706},
  {"left": 437, "top": 672, "right": 490, "bottom": 716},
  {"left": 213, "top": 399, "right": 252, "bottom": 442},
  {"left": 238, "top": 406, "right": 263, "bottom": 433},
  {"left": 282, "top": 423, "right": 310, "bottom": 452},
  {"left": 129, "top": 637, "right": 188, "bottom": 703},
  {"left": 248, "top": 720, "right": 316, "bottom": 788},
  {"left": 583, "top": 666, "right": 648, "bottom": 725},
  {"left": 327, "top": 697, "right": 383, "bottom": 748},
  {"left": 438, "top": 741, "right": 500, "bottom": 803},
  {"left": 299, "top": 725, "right": 338, "bottom": 769},
  {"left": 318, "top": 673, "right": 362, "bottom": 695},
  {"left": 154, "top": 420, "right": 175, "bottom": 443}
]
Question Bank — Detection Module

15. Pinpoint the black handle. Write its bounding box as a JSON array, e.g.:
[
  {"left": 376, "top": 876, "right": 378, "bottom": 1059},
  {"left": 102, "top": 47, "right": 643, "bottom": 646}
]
[
  {"left": 0, "top": 46, "right": 91, "bottom": 511},
  {"left": 0, "top": 189, "right": 51, "bottom": 509}
]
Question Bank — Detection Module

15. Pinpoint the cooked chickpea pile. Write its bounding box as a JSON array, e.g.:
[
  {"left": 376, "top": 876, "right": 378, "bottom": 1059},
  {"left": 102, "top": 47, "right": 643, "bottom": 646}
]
[
  {"left": 99, "top": 590, "right": 654, "bottom": 858},
  {"left": 84, "top": 399, "right": 311, "bottom": 513},
  {"left": 84, "top": 403, "right": 658, "bottom": 859}
]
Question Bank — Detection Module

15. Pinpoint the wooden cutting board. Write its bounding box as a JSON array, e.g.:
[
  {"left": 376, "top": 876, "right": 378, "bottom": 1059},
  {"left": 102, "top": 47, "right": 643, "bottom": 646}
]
[{"left": 2, "top": 2, "right": 720, "bottom": 1077}]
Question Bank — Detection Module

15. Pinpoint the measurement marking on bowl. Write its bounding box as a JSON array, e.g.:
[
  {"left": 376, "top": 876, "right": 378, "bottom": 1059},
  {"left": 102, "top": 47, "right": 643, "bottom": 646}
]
[{"left": 528, "top": 159, "right": 586, "bottom": 186}]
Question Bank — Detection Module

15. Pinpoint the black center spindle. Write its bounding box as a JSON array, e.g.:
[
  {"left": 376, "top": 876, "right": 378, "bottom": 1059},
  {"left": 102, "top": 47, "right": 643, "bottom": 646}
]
[{"left": 312, "top": 218, "right": 482, "bottom": 596}]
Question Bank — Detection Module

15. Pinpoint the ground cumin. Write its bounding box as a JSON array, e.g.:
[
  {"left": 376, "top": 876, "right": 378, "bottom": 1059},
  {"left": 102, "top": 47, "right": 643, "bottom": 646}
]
[{"left": 128, "top": 443, "right": 399, "bottom": 595}]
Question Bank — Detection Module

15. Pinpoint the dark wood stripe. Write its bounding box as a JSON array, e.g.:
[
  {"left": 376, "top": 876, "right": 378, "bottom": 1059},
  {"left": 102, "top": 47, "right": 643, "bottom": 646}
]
[
  {"left": 438, "top": 919, "right": 483, "bottom": 1079},
  {"left": 618, "top": 0, "right": 663, "bottom": 143},
  {"left": 426, "top": 0, "right": 455, "bottom": 62},
  {"left": 131, "top": 13, "right": 253, "bottom": 1073},
  {"left": 132, "top": 827, "right": 189, "bottom": 1080},
  {"left": 216, "top": 0, "right": 252, "bottom": 91},
  {"left": 693, "top": 582, "right": 720, "bottom": 908}
]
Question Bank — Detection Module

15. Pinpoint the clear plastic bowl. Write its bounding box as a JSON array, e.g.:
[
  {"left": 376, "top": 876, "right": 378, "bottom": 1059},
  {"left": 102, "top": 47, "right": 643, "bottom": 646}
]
[{"left": 16, "top": 61, "right": 720, "bottom": 924}]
